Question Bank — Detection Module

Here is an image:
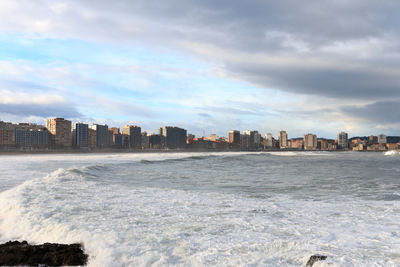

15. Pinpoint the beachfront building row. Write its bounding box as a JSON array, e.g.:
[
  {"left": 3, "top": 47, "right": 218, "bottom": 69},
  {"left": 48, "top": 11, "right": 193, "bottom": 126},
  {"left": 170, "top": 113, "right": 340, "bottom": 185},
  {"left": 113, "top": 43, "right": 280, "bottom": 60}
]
[
  {"left": 0, "top": 119, "right": 187, "bottom": 150},
  {"left": 1, "top": 119, "right": 399, "bottom": 151}
]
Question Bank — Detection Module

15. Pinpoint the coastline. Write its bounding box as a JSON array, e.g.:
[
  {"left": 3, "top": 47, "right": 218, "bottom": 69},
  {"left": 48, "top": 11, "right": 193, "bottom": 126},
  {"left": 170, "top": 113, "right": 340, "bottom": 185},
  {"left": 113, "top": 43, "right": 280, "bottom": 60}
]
[{"left": 0, "top": 149, "right": 396, "bottom": 156}]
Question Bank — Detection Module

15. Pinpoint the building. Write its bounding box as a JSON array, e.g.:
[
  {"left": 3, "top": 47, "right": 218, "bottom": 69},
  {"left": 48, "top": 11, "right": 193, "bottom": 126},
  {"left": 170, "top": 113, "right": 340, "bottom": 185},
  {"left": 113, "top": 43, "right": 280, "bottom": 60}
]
[
  {"left": 159, "top": 126, "right": 187, "bottom": 149},
  {"left": 279, "top": 130, "right": 288, "bottom": 149},
  {"left": 228, "top": 130, "right": 240, "bottom": 144},
  {"left": 319, "top": 139, "right": 328, "bottom": 150},
  {"left": 337, "top": 132, "right": 348, "bottom": 149},
  {"left": 290, "top": 138, "right": 303, "bottom": 150},
  {"left": 304, "top": 133, "right": 317, "bottom": 150},
  {"left": 386, "top": 143, "right": 398, "bottom": 150},
  {"left": 46, "top": 118, "right": 72, "bottom": 148},
  {"left": 378, "top": 134, "right": 387, "bottom": 144},
  {"left": 73, "top": 123, "right": 89, "bottom": 148},
  {"left": 0, "top": 121, "right": 16, "bottom": 146},
  {"left": 89, "top": 124, "right": 109, "bottom": 148},
  {"left": 254, "top": 131, "right": 261, "bottom": 149},
  {"left": 149, "top": 134, "right": 162, "bottom": 149},
  {"left": 369, "top": 135, "right": 377, "bottom": 144},
  {"left": 228, "top": 130, "right": 241, "bottom": 148},
  {"left": 15, "top": 127, "right": 49, "bottom": 148},
  {"left": 240, "top": 133, "right": 249, "bottom": 150},
  {"left": 122, "top": 125, "right": 142, "bottom": 149},
  {"left": 108, "top": 128, "right": 122, "bottom": 148},
  {"left": 265, "top": 133, "right": 273, "bottom": 149},
  {"left": 88, "top": 128, "right": 96, "bottom": 149}
]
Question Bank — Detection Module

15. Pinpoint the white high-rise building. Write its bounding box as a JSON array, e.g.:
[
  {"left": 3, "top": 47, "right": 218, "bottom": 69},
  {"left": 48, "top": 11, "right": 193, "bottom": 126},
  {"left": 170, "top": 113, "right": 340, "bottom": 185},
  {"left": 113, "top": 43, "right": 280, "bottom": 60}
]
[{"left": 265, "top": 133, "right": 273, "bottom": 149}]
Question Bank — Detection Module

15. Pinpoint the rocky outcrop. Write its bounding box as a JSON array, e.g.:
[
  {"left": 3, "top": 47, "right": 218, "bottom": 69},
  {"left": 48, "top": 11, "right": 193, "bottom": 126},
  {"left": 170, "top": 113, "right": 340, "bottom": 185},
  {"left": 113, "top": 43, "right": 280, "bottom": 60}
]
[
  {"left": 0, "top": 240, "right": 88, "bottom": 266},
  {"left": 306, "top": 254, "right": 327, "bottom": 266}
]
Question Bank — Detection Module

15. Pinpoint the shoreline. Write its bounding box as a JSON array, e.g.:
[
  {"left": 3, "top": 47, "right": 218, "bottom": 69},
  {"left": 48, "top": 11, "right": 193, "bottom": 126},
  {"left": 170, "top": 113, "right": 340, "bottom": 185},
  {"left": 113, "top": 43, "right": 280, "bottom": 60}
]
[{"left": 0, "top": 149, "right": 396, "bottom": 156}]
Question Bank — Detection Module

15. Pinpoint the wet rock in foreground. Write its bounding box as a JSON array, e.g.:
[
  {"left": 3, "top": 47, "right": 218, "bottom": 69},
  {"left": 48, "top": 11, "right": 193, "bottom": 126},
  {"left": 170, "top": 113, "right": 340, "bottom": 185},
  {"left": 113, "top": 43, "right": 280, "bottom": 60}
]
[
  {"left": 306, "top": 254, "right": 327, "bottom": 266},
  {"left": 0, "top": 240, "right": 88, "bottom": 266}
]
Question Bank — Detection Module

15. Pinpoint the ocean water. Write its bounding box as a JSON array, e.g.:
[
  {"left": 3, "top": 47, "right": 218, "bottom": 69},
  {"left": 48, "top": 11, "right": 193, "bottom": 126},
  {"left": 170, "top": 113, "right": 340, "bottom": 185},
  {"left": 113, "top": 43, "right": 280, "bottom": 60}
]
[{"left": 0, "top": 151, "right": 399, "bottom": 266}]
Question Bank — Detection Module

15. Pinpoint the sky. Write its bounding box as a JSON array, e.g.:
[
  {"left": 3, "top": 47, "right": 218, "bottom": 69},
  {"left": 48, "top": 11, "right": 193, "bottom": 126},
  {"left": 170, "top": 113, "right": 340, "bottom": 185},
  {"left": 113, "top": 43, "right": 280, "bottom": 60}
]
[{"left": 0, "top": 0, "right": 400, "bottom": 138}]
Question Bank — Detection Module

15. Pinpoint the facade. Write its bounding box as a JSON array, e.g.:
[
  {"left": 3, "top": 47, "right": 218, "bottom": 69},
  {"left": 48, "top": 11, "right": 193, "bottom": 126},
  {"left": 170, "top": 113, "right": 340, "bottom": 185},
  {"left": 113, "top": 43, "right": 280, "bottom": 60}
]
[
  {"left": 149, "top": 134, "right": 162, "bottom": 149},
  {"left": 88, "top": 128, "right": 96, "bottom": 148},
  {"left": 265, "top": 133, "right": 273, "bottom": 149},
  {"left": 14, "top": 128, "right": 49, "bottom": 148},
  {"left": 378, "top": 134, "right": 387, "bottom": 144},
  {"left": 228, "top": 130, "right": 241, "bottom": 147},
  {"left": 243, "top": 130, "right": 255, "bottom": 150},
  {"left": 0, "top": 121, "right": 16, "bottom": 146},
  {"left": 240, "top": 134, "right": 249, "bottom": 150},
  {"left": 369, "top": 135, "right": 377, "bottom": 144},
  {"left": 46, "top": 118, "right": 72, "bottom": 148},
  {"left": 109, "top": 128, "right": 122, "bottom": 148},
  {"left": 89, "top": 124, "right": 109, "bottom": 148},
  {"left": 254, "top": 131, "right": 261, "bottom": 149},
  {"left": 319, "top": 139, "right": 328, "bottom": 150},
  {"left": 290, "top": 138, "right": 303, "bottom": 149},
  {"left": 304, "top": 133, "right": 318, "bottom": 150},
  {"left": 208, "top": 134, "right": 217, "bottom": 142},
  {"left": 73, "top": 123, "right": 89, "bottom": 148},
  {"left": 337, "top": 132, "right": 349, "bottom": 149},
  {"left": 122, "top": 125, "right": 142, "bottom": 149},
  {"left": 279, "top": 130, "right": 288, "bottom": 149},
  {"left": 159, "top": 126, "right": 187, "bottom": 149}
]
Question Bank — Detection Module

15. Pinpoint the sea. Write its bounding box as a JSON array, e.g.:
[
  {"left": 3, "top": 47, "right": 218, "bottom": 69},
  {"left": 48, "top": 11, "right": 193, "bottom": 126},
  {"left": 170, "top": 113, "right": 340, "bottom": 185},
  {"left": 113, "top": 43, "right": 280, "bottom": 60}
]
[{"left": 0, "top": 151, "right": 399, "bottom": 266}]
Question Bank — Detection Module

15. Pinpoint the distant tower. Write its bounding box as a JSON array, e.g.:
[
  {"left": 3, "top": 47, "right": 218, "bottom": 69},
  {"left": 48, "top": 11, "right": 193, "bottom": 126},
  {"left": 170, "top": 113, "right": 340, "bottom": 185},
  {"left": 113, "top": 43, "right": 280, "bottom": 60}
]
[
  {"left": 378, "top": 134, "right": 387, "bottom": 144},
  {"left": 228, "top": 130, "right": 241, "bottom": 145},
  {"left": 304, "top": 133, "right": 317, "bottom": 150},
  {"left": 122, "top": 125, "right": 142, "bottom": 149},
  {"left": 279, "top": 130, "right": 288, "bottom": 149},
  {"left": 265, "top": 133, "right": 273, "bottom": 149},
  {"left": 337, "top": 132, "right": 348, "bottom": 149},
  {"left": 46, "top": 118, "right": 72, "bottom": 148}
]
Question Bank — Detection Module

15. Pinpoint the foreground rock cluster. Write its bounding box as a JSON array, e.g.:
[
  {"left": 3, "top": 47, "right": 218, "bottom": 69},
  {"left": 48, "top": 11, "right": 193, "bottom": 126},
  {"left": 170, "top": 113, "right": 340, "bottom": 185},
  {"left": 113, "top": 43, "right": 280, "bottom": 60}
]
[
  {"left": 306, "top": 254, "right": 327, "bottom": 266},
  {"left": 0, "top": 240, "right": 88, "bottom": 266}
]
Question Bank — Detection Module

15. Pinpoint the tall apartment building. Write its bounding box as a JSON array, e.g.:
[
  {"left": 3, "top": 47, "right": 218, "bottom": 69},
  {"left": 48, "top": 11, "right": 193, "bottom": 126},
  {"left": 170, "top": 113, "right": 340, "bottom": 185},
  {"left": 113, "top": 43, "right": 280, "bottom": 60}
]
[
  {"left": 149, "top": 134, "right": 162, "bottom": 149},
  {"left": 159, "top": 126, "right": 187, "bottom": 149},
  {"left": 89, "top": 124, "right": 109, "bottom": 148},
  {"left": 337, "top": 131, "right": 348, "bottom": 149},
  {"left": 109, "top": 127, "right": 122, "bottom": 148},
  {"left": 378, "top": 134, "right": 387, "bottom": 144},
  {"left": 304, "top": 133, "right": 317, "bottom": 150},
  {"left": 15, "top": 127, "right": 49, "bottom": 148},
  {"left": 265, "top": 133, "right": 273, "bottom": 149},
  {"left": 243, "top": 130, "right": 255, "bottom": 150},
  {"left": 122, "top": 125, "right": 142, "bottom": 149},
  {"left": 228, "top": 130, "right": 241, "bottom": 147},
  {"left": 0, "top": 121, "right": 16, "bottom": 146},
  {"left": 279, "top": 130, "right": 288, "bottom": 149},
  {"left": 46, "top": 118, "right": 72, "bottom": 148},
  {"left": 88, "top": 128, "right": 96, "bottom": 149},
  {"left": 254, "top": 131, "right": 261, "bottom": 149},
  {"left": 73, "top": 123, "right": 89, "bottom": 148}
]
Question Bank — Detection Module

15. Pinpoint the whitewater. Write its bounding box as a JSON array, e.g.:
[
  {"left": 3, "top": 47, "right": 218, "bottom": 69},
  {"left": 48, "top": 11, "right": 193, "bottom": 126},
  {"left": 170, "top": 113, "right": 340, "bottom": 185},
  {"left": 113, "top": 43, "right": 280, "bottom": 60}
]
[{"left": 0, "top": 151, "right": 399, "bottom": 266}]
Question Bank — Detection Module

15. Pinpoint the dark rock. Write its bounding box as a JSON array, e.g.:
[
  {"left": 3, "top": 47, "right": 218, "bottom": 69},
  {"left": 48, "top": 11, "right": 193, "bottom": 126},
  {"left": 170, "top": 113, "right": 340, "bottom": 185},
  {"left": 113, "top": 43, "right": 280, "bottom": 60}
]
[
  {"left": 306, "top": 254, "right": 327, "bottom": 266},
  {"left": 0, "top": 240, "right": 88, "bottom": 266}
]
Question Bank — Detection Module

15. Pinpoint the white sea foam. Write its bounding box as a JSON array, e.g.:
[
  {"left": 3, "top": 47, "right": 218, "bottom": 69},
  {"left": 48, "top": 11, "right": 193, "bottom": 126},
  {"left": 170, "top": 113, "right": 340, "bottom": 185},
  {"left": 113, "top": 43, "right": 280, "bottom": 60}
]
[
  {"left": 0, "top": 152, "right": 399, "bottom": 266},
  {"left": 384, "top": 150, "right": 400, "bottom": 156}
]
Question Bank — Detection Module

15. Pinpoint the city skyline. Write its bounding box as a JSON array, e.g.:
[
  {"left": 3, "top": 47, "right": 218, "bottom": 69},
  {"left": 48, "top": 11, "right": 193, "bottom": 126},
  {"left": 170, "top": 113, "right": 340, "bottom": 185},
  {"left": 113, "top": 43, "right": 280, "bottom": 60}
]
[
  {"left": 2, "top": 117, "right": 399, "bottom": 152},
  {"left": 1, "top": 1, "right": 400, "bottom": 138}
]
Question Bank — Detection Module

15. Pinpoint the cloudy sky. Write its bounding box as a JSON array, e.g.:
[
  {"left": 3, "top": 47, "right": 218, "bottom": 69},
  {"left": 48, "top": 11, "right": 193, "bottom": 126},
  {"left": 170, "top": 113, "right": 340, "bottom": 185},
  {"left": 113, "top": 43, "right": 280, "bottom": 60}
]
[{"left": 1, "top": 0, "right": 399, "bottom": 138}]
